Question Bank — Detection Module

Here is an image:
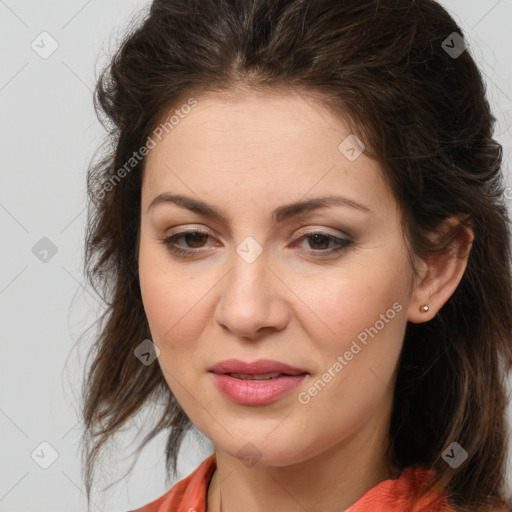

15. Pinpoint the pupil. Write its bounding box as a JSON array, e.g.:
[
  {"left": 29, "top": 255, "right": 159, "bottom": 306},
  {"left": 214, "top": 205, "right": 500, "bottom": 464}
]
[
  {"left": 310, "top": 234, "right": 329, "bottom": 250},
  {"left": 186, "top": 232, "right": 206, "bottom": 248}
]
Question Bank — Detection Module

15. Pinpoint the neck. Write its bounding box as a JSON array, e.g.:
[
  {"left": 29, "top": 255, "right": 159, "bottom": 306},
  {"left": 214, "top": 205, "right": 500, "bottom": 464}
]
[{"left": 207, "top": 411, "right": 398, "bottom": 512}]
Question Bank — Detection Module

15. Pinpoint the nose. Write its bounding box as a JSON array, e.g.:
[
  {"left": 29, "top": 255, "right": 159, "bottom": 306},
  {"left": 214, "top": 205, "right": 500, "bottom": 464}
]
[{"left": 214, "top": 252, "right": 290, "bottom": 340}]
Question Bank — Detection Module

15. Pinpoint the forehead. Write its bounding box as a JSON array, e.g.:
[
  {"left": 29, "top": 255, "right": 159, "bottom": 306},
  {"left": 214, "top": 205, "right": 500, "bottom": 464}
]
[
  {"left": 145, "top": 87, "right": 351, "bottom": 161},
  {"left": 141, "top": 88, "right": 392, "bottom": 218}
]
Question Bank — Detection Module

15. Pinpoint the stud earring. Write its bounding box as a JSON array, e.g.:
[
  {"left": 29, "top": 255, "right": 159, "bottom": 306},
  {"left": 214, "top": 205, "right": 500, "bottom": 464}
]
[{"left": 420, "top": 304, "right": 430, "bottom": 312}]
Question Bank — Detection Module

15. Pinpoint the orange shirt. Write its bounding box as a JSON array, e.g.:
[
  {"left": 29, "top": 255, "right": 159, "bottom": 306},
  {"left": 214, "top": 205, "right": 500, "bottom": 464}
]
[{"left": 130, "top": 453, "right": 454, "bottom": 512}]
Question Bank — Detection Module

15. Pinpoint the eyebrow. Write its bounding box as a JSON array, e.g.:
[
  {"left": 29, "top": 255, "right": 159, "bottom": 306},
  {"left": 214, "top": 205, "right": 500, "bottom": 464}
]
[{"left": 147, "top": 192, "right": 372, "bottom": 223}]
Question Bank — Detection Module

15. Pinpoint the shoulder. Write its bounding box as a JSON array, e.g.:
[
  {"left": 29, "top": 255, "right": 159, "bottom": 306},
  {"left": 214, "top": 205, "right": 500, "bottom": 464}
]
[
  {"left": 378, "top": 467, "right": 511, "bottom": 512},
  {"left": 347, "top": 465, "right": 452, "bottom": 512},
  {"left": 128, "top": 453, "right": 217, "bottom": 512}
]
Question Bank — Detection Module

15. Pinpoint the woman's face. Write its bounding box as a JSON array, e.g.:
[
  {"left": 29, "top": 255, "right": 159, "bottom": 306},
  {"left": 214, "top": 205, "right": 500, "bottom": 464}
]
[{"left": 138, "top": 88, "right": 420, "bottom": 467}]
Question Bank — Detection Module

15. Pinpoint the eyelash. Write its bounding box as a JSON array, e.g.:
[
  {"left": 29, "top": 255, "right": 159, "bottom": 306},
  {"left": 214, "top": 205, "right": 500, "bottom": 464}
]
[{"left": 161, "top": 228, "right": 353, "bottom": 259}]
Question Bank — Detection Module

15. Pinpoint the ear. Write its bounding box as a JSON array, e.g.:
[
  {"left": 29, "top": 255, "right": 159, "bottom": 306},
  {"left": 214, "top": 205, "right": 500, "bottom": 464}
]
[{"left": 407, "top": 214, "right": 474, "bottom": 324}]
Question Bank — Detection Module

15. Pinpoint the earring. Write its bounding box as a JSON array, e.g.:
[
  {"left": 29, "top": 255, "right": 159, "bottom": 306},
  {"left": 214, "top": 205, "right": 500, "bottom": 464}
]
[{"left": 420, "top": 304, "right": 430, "bottom": 312}]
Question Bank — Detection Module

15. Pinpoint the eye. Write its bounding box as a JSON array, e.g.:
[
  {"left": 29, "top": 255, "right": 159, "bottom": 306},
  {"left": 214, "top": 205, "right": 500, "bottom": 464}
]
[
  {"left": 161, "top": 228, "right": 353, "bottom": 259},
  {"left": 161, "top": 228, "right": 214, "bottom": 258},
  {"left": 292, "top": 230, "right": 353, "bottom": 257}
]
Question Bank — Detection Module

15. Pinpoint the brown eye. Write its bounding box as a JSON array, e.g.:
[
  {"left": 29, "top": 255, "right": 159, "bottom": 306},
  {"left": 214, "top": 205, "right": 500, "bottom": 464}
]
[
  {"left": 307, "top": 233, "right": 332, "bottom": 250},
  {"left": 161, "top": 229, "right": 352, "bottom": 259},
  {"left": 161, "top": 229, "right": 214, "bottom": 257},
  {"left": 182, "top": 232, "right": 209, "bottom": 248},
  {"left": 293, "top": 230, "right": 353, "bottom": 257}
]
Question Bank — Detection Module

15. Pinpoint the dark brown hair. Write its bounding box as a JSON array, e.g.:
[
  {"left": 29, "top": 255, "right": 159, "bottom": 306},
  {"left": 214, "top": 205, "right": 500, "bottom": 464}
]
[{"left": 81, "top": 1, "right": 512, "bottom": 510}]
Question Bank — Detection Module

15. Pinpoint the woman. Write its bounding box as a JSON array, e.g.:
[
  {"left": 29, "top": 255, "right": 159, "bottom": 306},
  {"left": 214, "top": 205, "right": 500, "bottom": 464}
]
[{"left": 81, "top": 0, "right": 512, "bottom": 511}]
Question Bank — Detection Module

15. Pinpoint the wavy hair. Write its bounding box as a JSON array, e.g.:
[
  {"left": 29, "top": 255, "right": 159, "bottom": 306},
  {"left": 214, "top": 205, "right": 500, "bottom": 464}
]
[{"left": 81, "top": 1, "right": 512, "bottom": 510}]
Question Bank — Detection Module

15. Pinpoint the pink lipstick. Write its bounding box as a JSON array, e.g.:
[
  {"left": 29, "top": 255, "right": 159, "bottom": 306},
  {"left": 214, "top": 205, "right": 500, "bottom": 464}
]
[{"left": 209, "top": 358, "right": 308, "bottom": 406}]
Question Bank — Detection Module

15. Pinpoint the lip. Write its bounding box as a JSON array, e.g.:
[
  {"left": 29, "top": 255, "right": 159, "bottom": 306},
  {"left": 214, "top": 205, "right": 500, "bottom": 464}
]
[
  {"left": 208, "top": 358, "right": 308, "bottom": 375},
  {"left": 209, "top": 358, "right": 309, "bottom": 406}
]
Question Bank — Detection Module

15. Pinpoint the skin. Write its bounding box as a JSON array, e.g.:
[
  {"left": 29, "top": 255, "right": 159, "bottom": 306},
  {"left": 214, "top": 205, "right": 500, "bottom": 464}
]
[{"left": 138, "top": 87, "right": 473, "bottom": 512}]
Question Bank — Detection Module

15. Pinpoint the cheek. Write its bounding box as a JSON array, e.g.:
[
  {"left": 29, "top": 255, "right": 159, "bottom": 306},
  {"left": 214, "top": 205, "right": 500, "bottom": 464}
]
[
  {"left": 138, "top": 252, "right": 213, "bottom": 400},
  {"left": 138, "top": 245, "right": 199, "bottom": 346},
  {"left": 304, "top": 262, "right": 410, "bottom": 347},
  {"left": 295, "top": 255, "right": 411, "bottom": 409},
  {"left": 293, "top": 268, "right": 408, "bottom": 430},
  {"left": 138, "top": 244, "right": 223, "bottom": 374}
]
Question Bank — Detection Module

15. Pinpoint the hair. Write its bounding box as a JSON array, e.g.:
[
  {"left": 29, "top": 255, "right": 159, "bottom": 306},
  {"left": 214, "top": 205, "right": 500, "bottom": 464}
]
[{"left": 81, "top": 0, "right": 512, "bottom": 510}]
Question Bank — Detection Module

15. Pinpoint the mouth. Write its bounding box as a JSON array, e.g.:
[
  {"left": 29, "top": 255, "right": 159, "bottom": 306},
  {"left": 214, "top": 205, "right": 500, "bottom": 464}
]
[
  {"left": 208, "top": 358, "right": 308, "bottom": 376},
  {"left": 225, "top": 372, "right": 306, "bottom": 380},
  {"left": 208, "top": 359, "right": 309, "bottom": 406}
]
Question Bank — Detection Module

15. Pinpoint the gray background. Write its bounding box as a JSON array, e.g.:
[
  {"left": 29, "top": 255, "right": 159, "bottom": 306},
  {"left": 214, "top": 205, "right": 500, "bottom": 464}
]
[{"left": 1, "top": 1, "right": 511, "bottom": 510}]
